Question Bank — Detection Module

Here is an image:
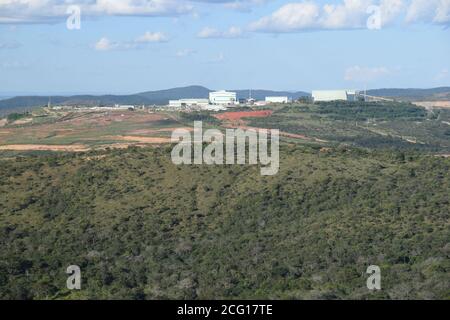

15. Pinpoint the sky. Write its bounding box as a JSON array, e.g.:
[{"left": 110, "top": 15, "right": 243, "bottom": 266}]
[{"left": 0, "top": 0, "right": 449, "bottom": 95}]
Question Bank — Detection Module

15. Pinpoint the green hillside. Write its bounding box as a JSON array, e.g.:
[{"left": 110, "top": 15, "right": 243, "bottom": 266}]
[
  {"left": 0, "top": 145, "right": 449, "bottom": 299},
  {"left": 249, "top": 101, "right": 450, "bottom": 153},
  {"left": 367, "top": 87, "right": 450, "bottom": 101}
]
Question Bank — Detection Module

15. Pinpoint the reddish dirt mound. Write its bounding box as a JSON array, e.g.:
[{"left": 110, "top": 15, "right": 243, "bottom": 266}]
[{"left": 214, "top": 110, "right": 273, "bottom": 121}]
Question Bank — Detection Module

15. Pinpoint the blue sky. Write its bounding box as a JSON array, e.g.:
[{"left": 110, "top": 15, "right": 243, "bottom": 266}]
[{"left": 0, "top": 0, "right": 449, "bottom": 95}]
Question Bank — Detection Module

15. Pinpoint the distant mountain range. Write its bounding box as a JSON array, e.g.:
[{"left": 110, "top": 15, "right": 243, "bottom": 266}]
[{"left": 0, "top": 86, "right": 449, "bottom": 115}]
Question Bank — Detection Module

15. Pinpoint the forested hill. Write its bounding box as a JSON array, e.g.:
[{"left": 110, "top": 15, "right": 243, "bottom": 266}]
[{"left": 0, "top": 145, "right": 448, "bottom": 299}]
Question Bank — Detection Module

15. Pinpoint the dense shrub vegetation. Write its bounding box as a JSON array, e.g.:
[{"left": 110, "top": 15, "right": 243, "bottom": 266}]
[
  {"left": 7, "top": 112, "right": 30, "bottom": 122},
  {"left": 179, "top": 111, "right": 221, "bottom": 125},
  {"left": 249, "top": 102, "right": 450, "bottom": 152},
  {"left": 312, "top": 101, "right": 428, "bottom": 121},
  {"left": 0, "top": 145, "right": 449, "bottom": 299}
]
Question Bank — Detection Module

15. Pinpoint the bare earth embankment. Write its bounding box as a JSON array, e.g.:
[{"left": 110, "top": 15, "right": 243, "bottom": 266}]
[{"left": 413, "top": 101, "right": 450, "bottom": 109}]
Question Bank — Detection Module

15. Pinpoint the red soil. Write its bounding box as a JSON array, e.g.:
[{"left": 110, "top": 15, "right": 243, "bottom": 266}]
[{"left": 214, "top": 110, "right": 273, "bottom": 121}]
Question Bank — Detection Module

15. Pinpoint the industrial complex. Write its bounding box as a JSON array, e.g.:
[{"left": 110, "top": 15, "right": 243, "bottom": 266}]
[
  {"left": 166, "top": 90, "right": 290, "bottom": 111},
  {"left": 48, "top": 88, "right": 379, "bottom": 112},
  {"left": 165, "top": 88, "right": 369, "bottom": 108}
]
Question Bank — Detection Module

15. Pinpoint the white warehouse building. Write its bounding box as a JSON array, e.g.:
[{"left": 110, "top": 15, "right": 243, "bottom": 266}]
[
  {"left": 168, "top": 99, "right": 209, "bottom": 108},
  {"left": 265, "top": 96, "right": 290, "bottom": 103},
  {"left": 312, "top": 90, "right": 359, "bottom": 102},
  {"left": 209, "top": 90, "right": 237, "bottom": 105}
]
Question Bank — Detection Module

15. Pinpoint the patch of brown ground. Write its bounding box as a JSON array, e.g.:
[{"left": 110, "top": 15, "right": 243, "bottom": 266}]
[
  {"left": 0, "top": 142, "right": 166, "bottom": 152},
  {"left": 0, "top": 144, "right": 89, "bottom": 152},
  {"left": 13, "top": 118, "right": 33, "bottom": 125},
  {"left": 62, "top": 111, "right": 168, "bottom": 126},
  {"left": 413, "top": 101, "right": 450, "bottom": 109},
  {"left": 128, "top": 127, "right": 193, "bottom": 135},
  {"left": 102, "top": 135, "right": 172, "bottom": 144},
  {"left": 214, "top": 110, "right": 273, "bottom": 121},
  {"left": 96, "top": 143, "right": 153, "bottom": 150}
]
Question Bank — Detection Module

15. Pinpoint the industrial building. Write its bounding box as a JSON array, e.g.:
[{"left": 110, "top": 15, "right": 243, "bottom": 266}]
[
  {"left": 265, "top": 96, "right": 290, "bottom": 103},
  {"left": 312, "top": 90, "right": 359, "bottom": 102},
  {"left": 209, "top": 90, "right": 237, "bottom": 105},
  {"left": 168, "top": 99, "right": 210, "bottom": 108}
]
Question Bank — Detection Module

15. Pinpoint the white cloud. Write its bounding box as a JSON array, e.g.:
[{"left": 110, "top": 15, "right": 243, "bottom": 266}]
[
  {"left": 223, "top": 0, "right": 268, "bottom": 11},
  {"left": 94, "top": 31, "right": 169, "bottom": 51},
  {"left": 0, "top": 0, "right": 270, "bottom": 24},
  {"left": 379, "top": 0, "right": 405, "bottom": 25},
  {"left": 2, "top": 0, "right": 450, "bottom": 29},
  {"left": 198, "top": 26, "right": 244, "bottom": 38},
  {"left": 92, "top": 0, "right": 191, "bottom": 15},
  {"left": 191, "top": 0, "right": 267, "bottom": 10},
  {"left": 405, "top": 0, "right": 435, "bottom": 23},
  {"left": 406, "top": 0, "right": 450, "bottom": 25},
  {"left": 319, "top": 0, "right": 372, "bottom": 30},
  {"left": 198, "top": 27, "right": 220, "bottom": 38},
  {"left": 94, "top": 37, "right": 118, "bottom": 51},
  {"left": 0, "top": 0, "right": 193, "bottom": 24},
  {"left": 344, "top": 65, "right": 391, "bottom": 82},
  {"left": 249, "top": 2, "right": 320, "bottom": 32},
  {"left": 135, "top": 31, "right": 168, "bottom": 43},
  {"left": 434, "top": 0, "right": 450, "bottom": 24},
  {"left": 249, "top": 0, "right": 405, "bottom": 32},
  {"left": 250, "top": 0, "right": 450, "bottom": 33}
]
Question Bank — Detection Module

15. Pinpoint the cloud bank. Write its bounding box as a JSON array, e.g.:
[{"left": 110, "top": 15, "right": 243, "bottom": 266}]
[
  {"left": 2, "top": 0, "right": 450, "bottom": 35},
  {"left": 197, "top": 26, "right": 244, "bottom": 38},
  {"left": 0, "top": 0, "right": 268, "bottom": 23},
  {"left": 0, "top": 0, "right": 192, "bottom": 23},
  {"left": 249, "top": 0, "right": 450, "bottom": 33},
  {"left": 94, "top": 31, "right": 169, "bottom": 51}
]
